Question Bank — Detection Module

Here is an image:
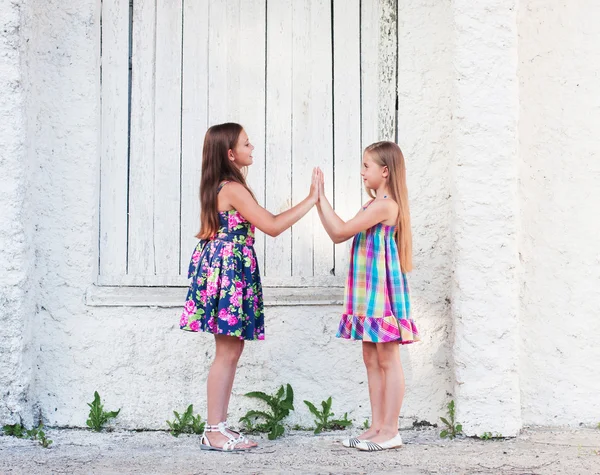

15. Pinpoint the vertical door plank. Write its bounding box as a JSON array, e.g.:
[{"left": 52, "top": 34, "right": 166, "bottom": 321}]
[
  {"left": 128, "top": 0, "right": 156, "bottom": 275},
  {"left": 207, "top": 0, "right": 228, "bottom": 124},
  {"left": 233, "top": 0, "right": 267, "bottom": 272},
  {"left": 308, "top": 0, "right": 334, "bottom": 277},
  {"left": 264, "top": 0, "right": 293, "bottom": 278},
  {"left": 100, "top": 0, "right": 129, "bottom": 278},
  {"left": 291, "top": 0, "right": 334, "bottom": 277},
  {"left": 180, "top": 0, "right": 209, "bottom": 273},
  {"left": 333, "top": 0, "right": 362, "bottom": 278},
  {"left": 154, "top": 0, "right": 183, "bottom": 274}
]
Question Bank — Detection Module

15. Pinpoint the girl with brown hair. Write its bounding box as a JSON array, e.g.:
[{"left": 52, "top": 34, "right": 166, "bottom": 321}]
[{"left": 180, "top": 123, "right": 318, "bottom": 451}]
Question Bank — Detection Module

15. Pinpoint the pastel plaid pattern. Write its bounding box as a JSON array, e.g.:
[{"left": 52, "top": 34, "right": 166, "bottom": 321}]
[{"left": 337, "top": 223, "right": 419, "bottom": 344}]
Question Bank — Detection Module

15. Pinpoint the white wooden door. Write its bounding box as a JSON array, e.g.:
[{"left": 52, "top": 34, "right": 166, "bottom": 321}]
[{"left": 99, "top": 0, "right": 398, "bottom": 287}]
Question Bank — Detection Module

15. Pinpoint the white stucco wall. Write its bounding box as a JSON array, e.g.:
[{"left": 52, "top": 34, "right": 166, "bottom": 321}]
[
  {"left": 14, "top": 0, "right": 448, "bottom": 431},
  {"left": 2, "top": 0, "right": 598, "bottom": 434},
  {"left": 397, "top": 0, "right": 455, "bottom": 426},
  {"left": 0, "top": 0, "right": 35, "bottom": 427},
  {"left": 518, "top": 0, "right": 600, "bottom": 426}
]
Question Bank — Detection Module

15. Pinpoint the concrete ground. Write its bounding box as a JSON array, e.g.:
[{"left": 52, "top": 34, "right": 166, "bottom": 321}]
[{"left": 1, "top": 426, "right": 599, "bottom": 474}]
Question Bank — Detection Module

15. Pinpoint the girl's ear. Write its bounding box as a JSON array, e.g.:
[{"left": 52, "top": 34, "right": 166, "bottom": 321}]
[
  {"left": 228, "top": 149, "right": 235, "bottom": 161},
  {"left": 382, "top": 165, "right": 389, "bottom": 178}
]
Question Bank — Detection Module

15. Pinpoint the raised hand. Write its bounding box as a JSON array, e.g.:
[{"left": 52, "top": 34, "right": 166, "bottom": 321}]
[
  {"left": 317, "top": 167, "right": 325, "bottom": 201},
  {"left": 309, "top": 167, "right": 319, "bottom": 205}
]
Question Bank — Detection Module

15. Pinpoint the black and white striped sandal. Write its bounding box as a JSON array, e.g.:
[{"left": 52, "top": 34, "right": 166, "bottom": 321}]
[
  {"left": 356, "top": 434, "right": 403, "bottom": 451},
  {"left": 200, "top": 422, "right": 250, "bottom": 452},
  {"left": 342, "top": 437, "right": 364, "bottom": 448}
]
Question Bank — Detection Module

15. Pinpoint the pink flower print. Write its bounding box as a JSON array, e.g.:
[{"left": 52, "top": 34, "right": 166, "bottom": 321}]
[
  {"left": 227, "top": 314, "right": 239, "bottom": 326},
  {"left": 199, "top": 290, "right": 207, "bottom": 305},
  {"left": 208, "top": 318, "right": 218, "bottom": 332},
  {"left": 180, "top": 314, "right": 188, "bottom": 327},
  {"left": 235, "top": 281, "right": 243, "bottom": 291},
  {"left": 221, "top": 275, "right": 230, "bottom": 288},
  {"left": 228, "top": 213, "right": 241, "bottom": 229},
  {"left": 218, "top": 308, "right": 229, "bottom": 320},
  {"left": 192, "top": 250, "right": 201, "bottom": 264},
  {"left": 206, "top": 281, "right": 218, "bottom": 297},
  {"left": 184, "top": 300, "right": 196, "bottom": 316},
  {"left": 229, "top": 295, "right": 240, "bottom": 307},
  {"left": 222, "top": 245, "right": 233, "bottom": 258},
  {"left": 189, "top": 320, "right": 199, "bottom": 331},
  {"left": 258, "top": 333, "right": 265, "bottom": 341},
  {"left": 246, "top": 237, "right": 254, "bottom": 247},
  {"left": 246, "top": 287, "right": 254, "bottom": 298}
]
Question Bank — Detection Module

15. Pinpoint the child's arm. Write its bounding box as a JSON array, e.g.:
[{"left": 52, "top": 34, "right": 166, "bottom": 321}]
[
  {"left": 316, "top": 169, "right": 397, "bottom": 244},
  {"left": 224, "top": 169, "right": 319, "bottom": 237}
]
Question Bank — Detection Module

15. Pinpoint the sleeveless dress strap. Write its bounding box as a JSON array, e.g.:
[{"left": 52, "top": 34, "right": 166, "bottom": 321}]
[
  {"left": 362, "top": 200, "right": 374, "bottom": 210},
  {"left": 217, "top": 181, "right": 230, "bottom": 194}
]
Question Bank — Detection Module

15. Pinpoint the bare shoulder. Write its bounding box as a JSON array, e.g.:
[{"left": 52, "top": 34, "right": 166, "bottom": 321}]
[
  {"left": 369, "top": 198, "right": 398, "bottom": 212},
  {"left": 371, "top": 198, "right": 398, "bottom": 222},
  {"left": 221, "top": 181, "right": 250, "bottom": 197}
]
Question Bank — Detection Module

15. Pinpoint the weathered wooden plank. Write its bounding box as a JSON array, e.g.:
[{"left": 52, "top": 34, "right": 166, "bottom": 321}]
[
  {"left": 95, "top": 273, "right": 344, "bottom": 288},
  {"left": 99, "top": 0, "right": 129, "bottom": 278},
  {"left": 360, "top": 0, "right": 398, "bottom": 201},
  {"left": 291, "top": 0, "right": 333, "bottom": 277},
  {"left": 87, "top": 285, "right": 344, "bottom": 308},
  {"left": 154, "top": 0, "right": 182, "bottom": 274},
  {"left": 233, "top": 0, "right": 267, "bottom": 273},
  {"left": 180, "top": 0, "right": 209, "bottom": 274},
  {"left": 128, "top": 0, "right": 156, "bottom": 275},
  {"left": 378, "top": 0, "right": 398, "bottom": 141},
  {"left": 308, "top": 0, "right": 334, "bottom": 277},
  {"left": 207, "top": 0, "right": 228, "bottom": 124},
  {"left": 265, "top": 0, "right": 293, "bottom": 277},
  {"left": 333, "top": 0, "right": 362, "bottom": 280}
]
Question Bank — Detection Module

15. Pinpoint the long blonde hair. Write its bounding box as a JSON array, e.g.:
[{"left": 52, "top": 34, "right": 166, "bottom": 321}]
[{"left": 365, "top": 141, "right": 413, "bottom": 273}]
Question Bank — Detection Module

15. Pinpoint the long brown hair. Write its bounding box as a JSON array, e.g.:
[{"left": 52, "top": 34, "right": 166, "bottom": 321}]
[
  {"left": 196, "top": 123, "right": 256, "bottom": 239},
  {"left": 365, "top": 141, "right": 413, "bottom": 273}
]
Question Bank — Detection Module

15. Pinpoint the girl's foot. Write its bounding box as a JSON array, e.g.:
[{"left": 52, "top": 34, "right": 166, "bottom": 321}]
[
  {"left": 222, "top": 422, "right": 258, "bottom": 448},
  {"left": 342, "top": 427, "right": 379, "bottom": 448},
  {"left": 202, "top": 422, "right": 255, "bottom": 451},
  {"left": 365, "top": 428, "right": 399, "bottom": 445}
]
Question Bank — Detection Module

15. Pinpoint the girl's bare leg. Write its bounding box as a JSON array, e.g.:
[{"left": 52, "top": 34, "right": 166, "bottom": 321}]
[
  {"left": 205, "top": 334, "right": 254, "bottom": 448},
  {"left": 368, "top": 342, "right": 405, "bottom": 444},
  {"left": 360, "top": 341, "right": 385, "bottom": 439}
]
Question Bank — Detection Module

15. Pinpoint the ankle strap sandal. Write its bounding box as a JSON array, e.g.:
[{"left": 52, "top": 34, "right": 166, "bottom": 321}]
[{"left": 200, "top": 422, "right": 249, "bottom": 452}]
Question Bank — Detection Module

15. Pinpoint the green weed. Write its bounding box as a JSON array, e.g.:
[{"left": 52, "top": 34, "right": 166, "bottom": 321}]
[
  {"left": 439, "top": 400, "right": 462, "bottom": 439},
  {"left": 303, "top": 397, "right": 352, "bottom": 435},
  {"left": 166, "top": 404, "right": 205, "bottom": 437},
  {"left": 239, "top": 384, "right": 294, "bottom": 440},
  {"left": 86, "top": 391, "right": 121, "bottom": 432}
]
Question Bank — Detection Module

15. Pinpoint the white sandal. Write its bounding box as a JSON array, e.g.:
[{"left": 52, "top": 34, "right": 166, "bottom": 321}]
[
  {"left": 222, "top": 421, "right": 251, "bottom": 445},
  {"left": 356, "top": 433, "right": 403, "bottom": 451},
  {"left": 342, "top": 437, "right": 365, "bottom": 448},
  {"left": 200, "top": 422, "right": 250, "bottom": 452}
]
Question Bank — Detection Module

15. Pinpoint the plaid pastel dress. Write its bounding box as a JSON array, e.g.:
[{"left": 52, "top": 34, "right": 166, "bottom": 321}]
[
  {"left": 337, "top": 202, "right": 419, "bottom": 344},
  {"left": 179, "top": 182, "right": 264, "bottom": 341}
]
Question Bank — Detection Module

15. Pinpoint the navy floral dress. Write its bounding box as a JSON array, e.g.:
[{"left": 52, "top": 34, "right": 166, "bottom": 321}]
[{"left": 180, "top": 183, "right": 264, "bottom": 340}]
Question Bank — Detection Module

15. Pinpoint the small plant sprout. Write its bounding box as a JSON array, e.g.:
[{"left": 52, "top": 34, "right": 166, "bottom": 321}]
[
  {"left": 3, "top": 423, "right": 52, "bottom": 448},
  {"left": 479, "top": 431, "right": 502, "bottom": 440},
  {"left": 303, "top": 397, "right": 353, "bottom": 435},
  {"left": 86, "top": 391, "right": 121, "bottom": 432},
  {"left": 439, "top": 400, "right": 463, "bottom": 440},
  {"left": 166, "top": 405, "right": 205, "bottom": 437},
  {"left": 239, "top": 384, "right": 294, "bottom": 440},
  {"left": 3, "top": 424, "right": 26, "bottom": 438},
  {"left": 363, "top": 419, "right": 370, "bottom": 430}
]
